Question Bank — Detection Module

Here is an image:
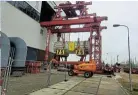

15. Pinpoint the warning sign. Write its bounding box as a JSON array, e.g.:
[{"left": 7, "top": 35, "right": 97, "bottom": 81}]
[
  {"left": 68, "top": 42, "right": 75, "bottom": 51},
  {"left": 56, "top": 49, "right": 65, "bottom": 55},
  {"left": 75, "top": 49, "right": 84, "bottom": 55}
]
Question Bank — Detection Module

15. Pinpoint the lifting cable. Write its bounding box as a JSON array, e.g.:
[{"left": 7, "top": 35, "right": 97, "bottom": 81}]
[
  {"left": 80, "top": 25, "right": 83, "bottom": 41},
  {"left": 78, "top": 24, "right": 81, "bottom": 40},
  {"left": 77, "top": 24, "right": 81, "bottom": 49},
  {"left": 77, "top": 33, "right": 80, "bottom": 41},
  {"left": 61, "top": 57, "right": 68, "bottom": 82}
]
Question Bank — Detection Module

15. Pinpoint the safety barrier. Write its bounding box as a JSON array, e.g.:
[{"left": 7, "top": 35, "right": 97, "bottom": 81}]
[
  {"left": 25, "top": 61, "right": 42, "bottom": 74},
  {"left": 1, "top": 58, "right": 43, "bottom": 75}
]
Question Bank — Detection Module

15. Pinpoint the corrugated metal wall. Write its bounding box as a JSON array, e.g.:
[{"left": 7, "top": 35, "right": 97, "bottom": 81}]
[
  {"left": 26, "top": 46, "right": 54, "bottom": 62},
  {"left": 37, "top": 49, "right": 45, "bottom": 61},
  {"left": 26, "top": 47, "right": 37, "bottom": 61}
]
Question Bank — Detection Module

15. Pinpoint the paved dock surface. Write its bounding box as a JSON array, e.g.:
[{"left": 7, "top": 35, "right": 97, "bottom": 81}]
[
  {"left": 30, "top": 75, "right": 128, "bottom": 95},
  {"left": 7, "top": 70, "right": 71, "bottom": 95}
]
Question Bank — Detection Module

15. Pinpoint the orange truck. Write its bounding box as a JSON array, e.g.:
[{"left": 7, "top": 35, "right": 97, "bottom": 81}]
[{"left": 68, "top": 60, "right": 96, "bottom": 78}]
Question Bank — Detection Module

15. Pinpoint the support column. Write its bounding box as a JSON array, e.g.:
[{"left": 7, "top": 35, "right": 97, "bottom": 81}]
[
  {"left": 94, "top": 30, "right": 102, "bottom": 70},
  {"left": 89, "top": 28, "right": 93, "bottom": 61},
  {"left": 99, "top": 35, "right": 102, "bottom": 69},
  {"left": 45, "top": 28, "right": 51, "bottom": 62}
]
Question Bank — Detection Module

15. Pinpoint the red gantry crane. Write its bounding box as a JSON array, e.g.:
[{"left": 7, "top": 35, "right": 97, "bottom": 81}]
[{"left": 40, "top": 1, "right": 108, "bottom": 73}]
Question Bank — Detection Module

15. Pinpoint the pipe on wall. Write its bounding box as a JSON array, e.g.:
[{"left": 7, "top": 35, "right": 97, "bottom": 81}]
[
  {"left": 0, "top": 31, "right": 10, "bottom": 68},
  {"left": 9, "top": 37, "right": 27, "bottom": 68}
]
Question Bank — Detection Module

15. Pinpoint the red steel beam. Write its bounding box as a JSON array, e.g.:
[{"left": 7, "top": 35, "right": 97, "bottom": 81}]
[
  {"left": 40, "top": 16, "right": 108, "bottom": 27},
  {"left": 51, "top": 26, "right": 107, "bottom": 33},
  {"left": 55, "top": 2, "right": 92, "bottom": 9},
  {"left": 62, "top": 13, "right": 96, "bottom": 19}
]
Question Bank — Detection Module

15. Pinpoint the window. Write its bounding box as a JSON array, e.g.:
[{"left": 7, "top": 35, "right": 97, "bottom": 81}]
[{"left": 7, "top": 1, "right": 40, "bottom": 22}]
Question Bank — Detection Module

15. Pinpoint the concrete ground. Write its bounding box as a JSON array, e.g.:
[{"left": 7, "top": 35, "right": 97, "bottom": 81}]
[
  {"left": 30, "top": 74, "right": 128, "bottom": 95},
  {"left": 7, "top": 70, "right": 70, "bottom": 95}
]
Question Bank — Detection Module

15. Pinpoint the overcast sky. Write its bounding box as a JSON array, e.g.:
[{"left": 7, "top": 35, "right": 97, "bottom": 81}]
[{"left": 67, "top": 1, "right": 138, "bottom": 64}]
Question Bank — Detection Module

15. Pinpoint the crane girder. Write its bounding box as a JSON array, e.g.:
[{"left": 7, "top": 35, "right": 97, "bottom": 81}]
[
  {"left": 51, "top": 26, "right": 107, "bottom": 33},
  {"left": 40, "top": 16, "right": 107, "bottom": 27}
]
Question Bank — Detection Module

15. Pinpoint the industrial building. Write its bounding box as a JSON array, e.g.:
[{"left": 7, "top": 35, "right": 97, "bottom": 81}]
[{"left": 0, "top": 1, "right": 69, "bottom": 72}]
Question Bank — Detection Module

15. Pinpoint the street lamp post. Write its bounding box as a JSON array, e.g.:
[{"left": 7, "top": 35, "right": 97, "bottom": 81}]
[{"left": 113, "top": 24, "right": 133, "bottom": 92}]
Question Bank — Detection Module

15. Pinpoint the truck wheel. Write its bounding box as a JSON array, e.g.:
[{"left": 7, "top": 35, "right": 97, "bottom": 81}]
[
  {"left": 68, "top": 70, "right": 74, "bottom": 76},
  {"left": 90, "top": 72, "right": 93, "bottom": 77},
  {"left": 84, "top": 72, "right": 91, "bottom": 78}
]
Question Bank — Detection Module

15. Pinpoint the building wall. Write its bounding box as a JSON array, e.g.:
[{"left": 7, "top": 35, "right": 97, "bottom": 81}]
[
  {"left": 1, "top": 2, "right": 46, "bottom": 50},
  {"left": 0, "top": 2, "right": 1, "bottom": 31},
  {"left": 1, "top": 1, "right": 70, "bottom": 56}
]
